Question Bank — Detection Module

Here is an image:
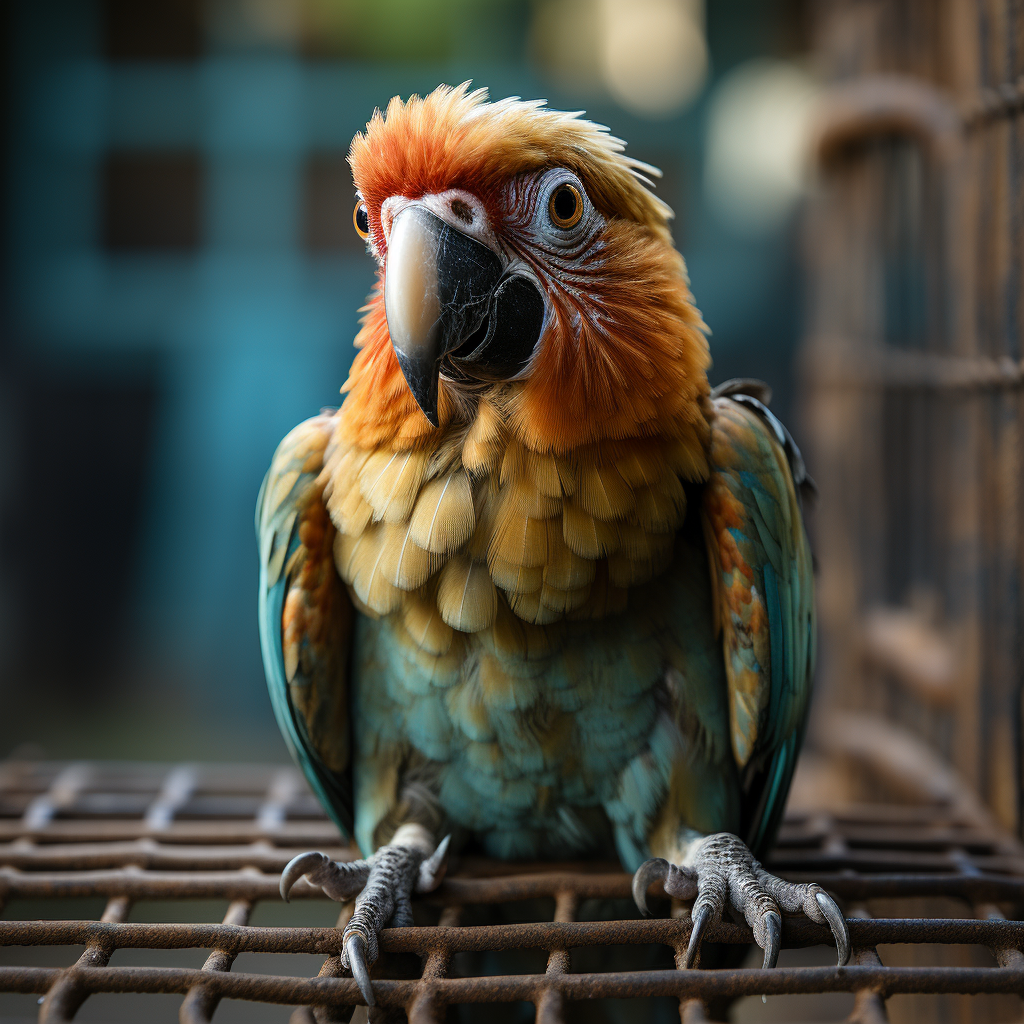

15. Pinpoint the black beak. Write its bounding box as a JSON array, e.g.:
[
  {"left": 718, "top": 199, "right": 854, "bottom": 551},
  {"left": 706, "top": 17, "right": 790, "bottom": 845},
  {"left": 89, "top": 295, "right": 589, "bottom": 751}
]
[{"left": 383, "top": 205, "right": 545, "bottom": 426}]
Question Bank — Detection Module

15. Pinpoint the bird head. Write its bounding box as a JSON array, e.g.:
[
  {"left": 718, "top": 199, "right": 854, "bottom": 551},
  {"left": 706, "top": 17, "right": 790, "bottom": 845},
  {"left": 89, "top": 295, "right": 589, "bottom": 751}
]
[{"left": 342, "top": 84, "right": 710, "bottom": 456}]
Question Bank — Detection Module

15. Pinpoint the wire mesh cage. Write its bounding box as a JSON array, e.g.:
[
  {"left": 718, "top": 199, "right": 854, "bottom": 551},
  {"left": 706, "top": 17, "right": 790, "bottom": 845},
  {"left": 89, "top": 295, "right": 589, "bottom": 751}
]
[
  {"left": 802, "top": 0, "right": 1024, "bottom": 841},
  {"left": 790, "top": 3, "right": 1024, "bottom": 1017},
  {"left": 1, "top": 759, "right": 1023, "bottom": 1023}
]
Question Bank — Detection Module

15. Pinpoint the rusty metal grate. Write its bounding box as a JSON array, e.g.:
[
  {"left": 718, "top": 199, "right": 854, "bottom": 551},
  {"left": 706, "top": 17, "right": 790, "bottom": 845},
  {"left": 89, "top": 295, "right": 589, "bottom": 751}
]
[{"left": 0, "top": 761, "right": 1023, "bottom": 1023}]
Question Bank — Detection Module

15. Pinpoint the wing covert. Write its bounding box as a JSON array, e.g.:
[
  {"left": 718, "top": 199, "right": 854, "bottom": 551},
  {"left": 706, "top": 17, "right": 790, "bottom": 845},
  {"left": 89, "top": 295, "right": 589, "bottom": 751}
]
[
  {"left": 701, "top": 394, "right": 815, "bottom": 855},
  {"left": 257, "top": 413, "right": 354, "bottom": 837}
]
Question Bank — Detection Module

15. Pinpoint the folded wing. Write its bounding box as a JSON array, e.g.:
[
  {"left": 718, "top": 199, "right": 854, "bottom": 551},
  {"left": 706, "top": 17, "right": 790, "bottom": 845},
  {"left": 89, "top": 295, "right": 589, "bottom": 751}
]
[
  {"left": 701, "top": 395, "right": 815, "bottom": 856},
  {"left": 257, "top": 414, "right": 354, "bottom": 837}
]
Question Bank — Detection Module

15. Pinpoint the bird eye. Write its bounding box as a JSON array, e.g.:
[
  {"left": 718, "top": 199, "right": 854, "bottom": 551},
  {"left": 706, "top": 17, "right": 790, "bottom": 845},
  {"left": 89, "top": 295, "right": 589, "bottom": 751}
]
[
  {"left": 548, "top": 183, "right": 583, "bottom": 230},
  {"left": 353, "top": 202, "right": 370, "bottom": 239}
]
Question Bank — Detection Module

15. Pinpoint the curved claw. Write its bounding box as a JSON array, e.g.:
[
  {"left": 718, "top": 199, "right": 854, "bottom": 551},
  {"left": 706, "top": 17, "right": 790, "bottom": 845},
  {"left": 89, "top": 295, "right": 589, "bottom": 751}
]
[
  {"left": 345, "top": 932, "right": 374, "bottom": 1007},
  {"left": 417, "top": 834, "right": 451, "bottom": 893},
  {"left": 816, "top": 891, "right": 851, "bottom": 966},
  {"left": 761, "top": 910, "right": 781, "bottom": 969},
  {"left": 279, "top": 851, "right": 329, "bottom": 902},
  {"left": 684, "top": 901, "right": 713, "bottom": 969},
  {"left": 632, "top": 858, "right": 670, "bottom": 918}
]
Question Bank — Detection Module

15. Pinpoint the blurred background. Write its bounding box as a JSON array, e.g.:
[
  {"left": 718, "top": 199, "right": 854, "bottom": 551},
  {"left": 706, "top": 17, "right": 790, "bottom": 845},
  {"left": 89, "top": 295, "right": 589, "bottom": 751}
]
[
  {"left": 3, "top": 0, "right": 1023, "bottom": 854},
  {"left": 0, "top": 0, "right": 815, "bottom": 763},
  {"left": 4, "top": 2, "right": 1024, "bottom": 1021}
]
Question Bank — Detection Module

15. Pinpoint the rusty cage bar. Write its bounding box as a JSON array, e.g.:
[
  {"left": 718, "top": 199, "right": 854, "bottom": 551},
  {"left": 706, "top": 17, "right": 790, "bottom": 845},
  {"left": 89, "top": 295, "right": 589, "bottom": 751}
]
[{"left": 0, "top": 760, "right": 1022, "bottom": 1023}]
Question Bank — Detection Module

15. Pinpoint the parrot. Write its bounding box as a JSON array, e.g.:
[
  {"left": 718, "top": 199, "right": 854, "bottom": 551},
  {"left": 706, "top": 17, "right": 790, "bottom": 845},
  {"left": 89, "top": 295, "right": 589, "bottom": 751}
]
[{"left": 256, "top": 84, "right": 849, "bottom": 1006}]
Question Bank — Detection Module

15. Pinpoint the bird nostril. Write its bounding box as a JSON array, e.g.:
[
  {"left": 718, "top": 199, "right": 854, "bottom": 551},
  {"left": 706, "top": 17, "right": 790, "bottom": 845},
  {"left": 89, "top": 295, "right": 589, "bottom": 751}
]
[{"left": 450, "top": 199, "right": 474, "bottom": 225}]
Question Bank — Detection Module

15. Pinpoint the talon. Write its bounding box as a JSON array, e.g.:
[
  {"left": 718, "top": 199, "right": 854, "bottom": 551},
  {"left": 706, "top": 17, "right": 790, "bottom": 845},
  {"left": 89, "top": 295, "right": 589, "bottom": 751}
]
[
  {"left": 417, "top": 834, "right": 451, "bottom": 893},
  {"left": 279, "top": 851, "right": 329, "bottom": 902},
  {"left": 346, "top": 932, "right": 374, "bottom": 1007},
  {"left": 816, "top": 891, "right": 850, "bottom": 966},
  {"left": 761, "top": 910, "right": 781, "bottom": 969},
  {"left": 684, "top": 901, "right": 713, "bottom": 968},
  {"left": 632, "top": 858, "right": 670, "bottom": 917}
]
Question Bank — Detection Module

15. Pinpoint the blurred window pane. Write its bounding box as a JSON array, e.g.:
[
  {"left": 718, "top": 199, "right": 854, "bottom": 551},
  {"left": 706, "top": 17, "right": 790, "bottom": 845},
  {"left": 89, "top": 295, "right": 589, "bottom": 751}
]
[
  {"left": 6, "top": 358, "right": 161, "bottom": 688},
  {"left": 303, "top": 153, "right": 365, "bottom": 253},
  {"left": 104, "top": 0, "right": 202, "bottom": 60},
  {"left": 103, "top": 152, "right": 203, "bottom": 251}
]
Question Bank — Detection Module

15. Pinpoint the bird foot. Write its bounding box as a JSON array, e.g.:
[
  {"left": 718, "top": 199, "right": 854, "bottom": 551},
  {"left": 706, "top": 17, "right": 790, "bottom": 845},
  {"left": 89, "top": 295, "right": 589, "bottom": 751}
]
[
  {"left": 632, "top": 832, "right": 849, "bottom": 970},
  {"left": 280, "top": 828, "right": 451, "bottom": 1006}
]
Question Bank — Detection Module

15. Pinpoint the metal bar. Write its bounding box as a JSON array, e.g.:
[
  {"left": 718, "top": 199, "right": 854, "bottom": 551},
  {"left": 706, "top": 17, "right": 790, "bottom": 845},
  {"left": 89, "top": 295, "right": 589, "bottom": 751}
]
[
  {"left": 787, "top": 875, "right": 1024, "bottom": 900},
  {"left": 534, "top": 890, "right": 577, "bottom": 1024},
  {"left": 37, "top": 895, "right": 132, "bottom": 1023},
  {"left": 844, "top": 905, "right": 889, "bottom": 1024},
  {"left": 4, "top": 831, "right": 1014, "bottom": 867},
  {"left": 2, "top": 964, "right": 1024, "bottom": 1004},
  {"left": 20, "top": 764, "right": 92, "bottom": 831},
  {"left": 845, "top": 950, "right": 890, "bottom": 1024},
  {"left": 786, "top": 804, "right": 1009, "bottom": 825},
  {"left": 407, "top": 906, "right": 461, "bottom": 1024},
  {"left": 4, "top": 765, "right": 1024, "bottom": 1017},
  {"left": 256, "top": 769, "right": 307, "bottom": 833},
  {"left": 13, "top": 837, "right": 1016, "bottom": 876},
  {"left": 178, "top": 898, "right": 253, "bottom": 1024},
  {"left": 679, "top": 1001, "right": 710, "bottom": 1023},
  {"left": 803, "top": 345, "right": 1024, "bottom": 392},
  {"left": 775, "top": 822, "right": 1008, "bottom": 846},
  {"left": 145, "top": 766, "right": 197, "bottom": 832},
  {"left": 0, "top": 869, "right": 357, "bottom": 901},
  {"left": 769, "top": 849, "right": 1024, "bottom": 872},
  {"left": 2, "top": 868, "right": 1022, "bottom": 903},
  {"left": 672, "top": 920, "right": 712, "bottom": 1023},
  {"left": 309, "top": 903, "right": 355, "bottom": 1024},
  {"left": 977, "top": 904, "right": 1024, "bottom": 970},
  {"left": 0, "top": 840, "right": 353, "bottom": 872},
  {"left": 2, "top": 917, "right": 1020, "bottom": 956},
  {"left": 0, "top": 822, "right": 343, "bottom": 844},
  {"left": 6, "top": 800, "right": 1005, "bottom": 841},
  {"left": 0, "top": 869, "right": 634, "bottom": 903}
]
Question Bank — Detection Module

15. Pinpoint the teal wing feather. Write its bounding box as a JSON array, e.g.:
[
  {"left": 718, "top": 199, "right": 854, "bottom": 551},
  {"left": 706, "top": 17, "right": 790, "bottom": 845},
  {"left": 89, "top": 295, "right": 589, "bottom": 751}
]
[
  {"left": 256, "top": 413, "right": 354, "bottom": 838},
  {"left": 701, "top": 394, "right": 815, "bottom": 858}
]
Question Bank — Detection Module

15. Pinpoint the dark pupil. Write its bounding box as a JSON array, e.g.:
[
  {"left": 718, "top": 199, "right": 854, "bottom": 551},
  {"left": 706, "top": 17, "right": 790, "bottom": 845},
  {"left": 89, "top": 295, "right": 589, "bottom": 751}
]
[
  {"left": 552, "top": 186, "right": 578, "bottom": 223},
  {"left": 356, "top": 205, "right": 369, "bottom": 233}
]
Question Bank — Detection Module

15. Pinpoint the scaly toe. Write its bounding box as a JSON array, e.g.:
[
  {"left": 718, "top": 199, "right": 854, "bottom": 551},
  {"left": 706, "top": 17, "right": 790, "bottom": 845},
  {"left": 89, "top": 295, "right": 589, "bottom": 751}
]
[
  {"left": 754, "top": 857, "right": 850, "bottom": 967},
  {"left": 279, "top": 850, "right": 371, "bottom": 903}
]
